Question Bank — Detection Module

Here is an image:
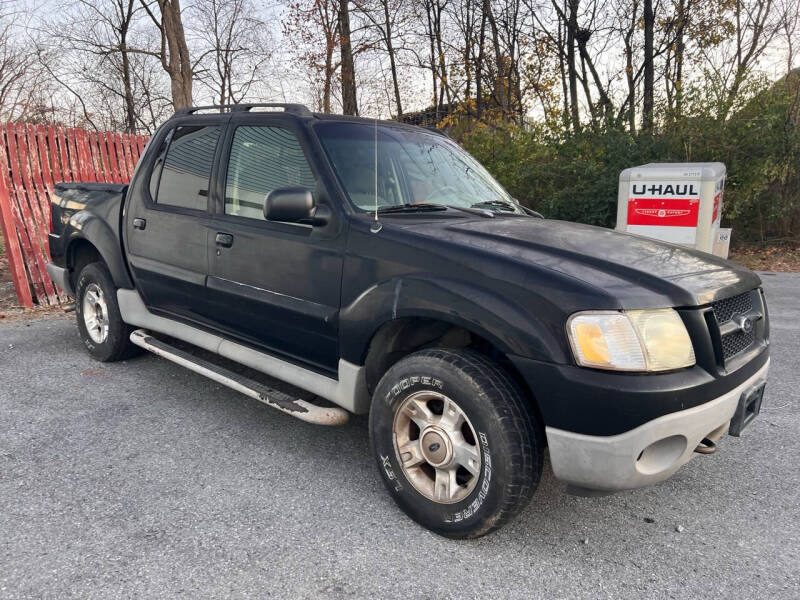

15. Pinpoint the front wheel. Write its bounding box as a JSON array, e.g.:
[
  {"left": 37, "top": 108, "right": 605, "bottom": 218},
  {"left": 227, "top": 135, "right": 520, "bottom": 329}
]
[
  {"left": 369, "top": 348, "right": 544, "bottom": 538},
  {"left": 75, "top": 262, "right": 138, "bottom": 362}
]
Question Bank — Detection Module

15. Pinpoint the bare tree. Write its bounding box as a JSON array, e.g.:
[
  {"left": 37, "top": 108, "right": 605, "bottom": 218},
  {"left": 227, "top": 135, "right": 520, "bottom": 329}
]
[
  {"left": 353, "top": 0, "right": 405, "bottom": 116},
  {"left": 778, "top": 0, "right": 799, "bottom": 74},
  {"left": 0, "top": 13, "right": 52, "bottom": 122},
  {"left": 139, "top": 0, "right": 193, "bottom": 110},
  {"left": 537, "top": 0, "right": 581, "bottom": 131},
  {"left": 193, "top": 0, "right": 273, "bottom": 107},
  {"left": 285, "top": 0, "right": 341, "bottom": 113},
  {"left": 779, "top": 0, "right": 799, "bottom": 73},
  {"left": 340, "top": 0, "right": 358, "bottom": 114},
  {"left": 565, "top": 0, "right": 580, "bottom": 131},
  {"left": 642, "top": 0, "right": 654, "bottom": 131},
  {"left": 46, "top": 0, "right": 142, "bottom": 132},
  {"left": 701, "top": 0, "right": 783, "bottom": 119},
  {"left": 616, "top": 0, "right": 640, "bottom": 132}
]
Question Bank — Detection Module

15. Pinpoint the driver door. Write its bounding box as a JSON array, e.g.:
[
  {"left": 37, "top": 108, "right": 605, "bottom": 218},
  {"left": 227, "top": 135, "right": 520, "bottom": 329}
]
[{"left": 205, "top": 116, "right": 345, "bottom": 374}]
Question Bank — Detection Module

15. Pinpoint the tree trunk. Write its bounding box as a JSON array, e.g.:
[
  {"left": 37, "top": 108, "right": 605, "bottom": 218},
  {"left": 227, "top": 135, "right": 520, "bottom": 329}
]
[
  {"left": 120, "top": 49, "right": 136, "bottom": 132},
  {"left": 576, "top": 30, "right": 613, "bottom": 120},
  {"left": 323, "top": 47, "right": 334, "bottom": 113},
  {"left": 621, "top": 0, "right": 638, "bottom": 133},
  {"left": 557, "top": 10, "right": 570, "bottom": 130},
  {"left": 476, "top": 4, "right": 487, "bottom": 119},
  {"left": 322, "top": 0, "right": 338, "bottom": 114},
  {"left": 339, "top": 0, "right": 358, "bottom": 116},
  {"left": 579, "top": 51, "right": 596, "bottom": 122},
  {"left": 625, "top": 41, "right": 635, "bottom": 133},
  {"left": 674, "top": 0, "right": 687, "bottom": 118},
  {"left": 381, "top": 0, "right": 403, "bottom": 117},
  {"left": 424, "top": 2, "right": 438, "bottom": 117},
  {"left": 642, "top": 0, "right": 655, "bottom": 131},
  {"left": 463, "top": 1, "right": 474, "bottom": 103},
  {"left": 119, "top": 9, "right": 137, "bottom": 133},
  {"left": 434, "top": 3, "right": 451, "bottom": 110},
  {"left": 483, "top": 0, "right": 505, "bottom": 115},
  {"left": 567, "top": 0, "right": 580, "bottom": 132},
  {"left": 153, "top": 0, "right": 193, "bottom": 111}
]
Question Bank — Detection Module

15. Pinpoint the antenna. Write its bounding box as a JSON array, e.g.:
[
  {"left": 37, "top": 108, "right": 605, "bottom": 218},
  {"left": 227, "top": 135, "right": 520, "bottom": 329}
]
[{"left": 370, "top": 117, "right": 382, "bottom": 233}]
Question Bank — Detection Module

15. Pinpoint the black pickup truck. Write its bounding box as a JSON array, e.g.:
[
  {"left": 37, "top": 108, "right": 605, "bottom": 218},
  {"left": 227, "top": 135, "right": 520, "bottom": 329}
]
[{"left": 46, "top": 103, "right": 770, "bottom": 538}]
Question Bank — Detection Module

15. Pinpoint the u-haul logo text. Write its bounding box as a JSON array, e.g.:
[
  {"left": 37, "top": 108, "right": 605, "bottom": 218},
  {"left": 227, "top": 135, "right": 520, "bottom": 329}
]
[{"left": 631, "top": 183, "right": 697, "bottom": 196}]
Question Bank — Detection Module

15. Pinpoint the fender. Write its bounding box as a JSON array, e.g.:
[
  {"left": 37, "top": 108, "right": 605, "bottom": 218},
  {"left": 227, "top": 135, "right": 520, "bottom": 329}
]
[
  {"left": 338, "top": 273, "right": 570, "bottom": 366},
  {"left": 50, "top": 182, "right": 134, "bottom": 291},
  {"left": 63, "top": 209, "right": 133, "bottom": 290}
]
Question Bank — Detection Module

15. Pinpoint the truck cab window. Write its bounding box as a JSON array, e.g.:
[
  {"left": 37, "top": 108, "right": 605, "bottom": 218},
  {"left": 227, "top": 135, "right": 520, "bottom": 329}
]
[
  {"left": 154, "top": 125, "right": 221, "bottom": 211},
  {"left": 148, "top": 131, "right": 172, "bottom": 200},
  {"left": 224, "top": 126, "right": 316, "bottom": 220}
]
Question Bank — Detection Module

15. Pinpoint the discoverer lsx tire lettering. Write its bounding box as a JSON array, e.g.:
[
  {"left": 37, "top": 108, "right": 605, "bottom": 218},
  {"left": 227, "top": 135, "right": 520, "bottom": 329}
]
[{"left": 369, "top": 348, "right": 544, "bottom": 539}]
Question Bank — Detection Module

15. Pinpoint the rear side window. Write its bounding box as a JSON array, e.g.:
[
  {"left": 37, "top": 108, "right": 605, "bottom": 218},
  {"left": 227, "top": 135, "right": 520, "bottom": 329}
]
[
  {"left": 224, "top": 126, "right": 316, "bottom": 220},
  {"left": 152, "top": 125, "right": 221, "bottom": 211}
]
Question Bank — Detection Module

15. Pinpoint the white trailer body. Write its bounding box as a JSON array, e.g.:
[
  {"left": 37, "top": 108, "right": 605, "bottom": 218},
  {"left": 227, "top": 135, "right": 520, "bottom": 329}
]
[{"left": 616, "top": 162, "right": 726, "bottom": 255}]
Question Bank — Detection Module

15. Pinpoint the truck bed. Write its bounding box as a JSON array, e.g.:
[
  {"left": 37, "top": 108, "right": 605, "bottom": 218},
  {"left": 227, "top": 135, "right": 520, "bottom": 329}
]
[{"left": 51, "top": 182, "right": 128, "bottom": 239}]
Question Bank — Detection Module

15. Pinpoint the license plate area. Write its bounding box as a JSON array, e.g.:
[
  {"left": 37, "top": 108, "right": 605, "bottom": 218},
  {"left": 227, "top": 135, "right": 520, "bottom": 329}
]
[{"left": 729, "top": 382, "right": 766, "bottom": 437}]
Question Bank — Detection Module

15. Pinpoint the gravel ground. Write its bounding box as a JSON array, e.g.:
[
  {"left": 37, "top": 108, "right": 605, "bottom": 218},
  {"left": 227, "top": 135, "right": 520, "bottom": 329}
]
[{"left": 1, "top": 273, "right": 798, "bottom": 599}]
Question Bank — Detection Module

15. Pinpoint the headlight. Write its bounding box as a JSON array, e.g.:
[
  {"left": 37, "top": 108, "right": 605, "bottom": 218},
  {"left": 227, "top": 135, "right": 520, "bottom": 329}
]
[{"left": 567, "top": 309, "right": 695, "bottom": 372}]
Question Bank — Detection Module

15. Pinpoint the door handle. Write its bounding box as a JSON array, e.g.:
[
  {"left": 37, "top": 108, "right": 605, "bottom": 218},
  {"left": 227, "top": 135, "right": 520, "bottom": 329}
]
[
  {"left": 132, "top": 217, "right": 146, "bottom": 230},
  {"left": 215, "top": 232, "right": 234, "bottom": 248}
]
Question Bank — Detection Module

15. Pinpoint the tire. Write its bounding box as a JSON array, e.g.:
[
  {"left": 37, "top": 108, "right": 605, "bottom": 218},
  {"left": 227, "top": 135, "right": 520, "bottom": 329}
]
[
  {"left": 74, "top": 262, "right": 138, "bottom": 362},
  {"left": 369, "top": 348, "right": 544, "bottom": 538}
]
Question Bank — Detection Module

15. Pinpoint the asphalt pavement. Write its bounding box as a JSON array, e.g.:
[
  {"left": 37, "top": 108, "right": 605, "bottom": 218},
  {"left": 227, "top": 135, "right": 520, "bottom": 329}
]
[{"left": 1, "top": 273, "right": 798, "bottom": 599}]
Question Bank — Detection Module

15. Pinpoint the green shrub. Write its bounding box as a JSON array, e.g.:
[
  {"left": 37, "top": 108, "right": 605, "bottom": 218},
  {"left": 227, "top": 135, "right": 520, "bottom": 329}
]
[{"left": 460, "top": 74, "right": 800, "bottom": 243}]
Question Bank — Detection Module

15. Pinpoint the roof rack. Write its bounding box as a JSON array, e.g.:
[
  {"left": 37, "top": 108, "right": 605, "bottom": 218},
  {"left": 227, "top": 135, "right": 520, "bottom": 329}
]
[{"left": 173, "top": 103, "right": 313, "bottom": 118}]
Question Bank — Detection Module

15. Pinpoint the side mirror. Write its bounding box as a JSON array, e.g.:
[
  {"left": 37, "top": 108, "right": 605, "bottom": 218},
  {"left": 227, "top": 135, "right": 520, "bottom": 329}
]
[
  {"left": 264, "top": 187, "right": 314, "bottom": 223},
  {"left": 263, "top": 187, "right": 332, "bottom": 226}
]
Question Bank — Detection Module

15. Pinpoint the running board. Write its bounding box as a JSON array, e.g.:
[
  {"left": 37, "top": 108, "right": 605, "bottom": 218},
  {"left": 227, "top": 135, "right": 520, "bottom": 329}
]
[
  {"left": 117, "top": 289, "right": 370, "bottom": 413},
  {"left": 130, "top": 329, "right": 349, "bottom": 426}
]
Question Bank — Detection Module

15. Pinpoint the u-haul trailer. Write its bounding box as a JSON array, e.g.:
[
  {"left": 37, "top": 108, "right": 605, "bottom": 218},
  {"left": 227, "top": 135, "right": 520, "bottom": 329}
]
[{"left": 616, "top": 162, "right": 727, "bottom": 256}]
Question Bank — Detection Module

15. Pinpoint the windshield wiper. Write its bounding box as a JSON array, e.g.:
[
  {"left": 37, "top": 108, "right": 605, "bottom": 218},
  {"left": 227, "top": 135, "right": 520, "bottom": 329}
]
[
  {"left": 377, "top": 203, "right": 448, "bottom": 214},
  {"left": 469, "top": 199, "right": 521, "bottom": 213},
  {"left": 445, "top": 205, "right": 495, "bottom": 218},
  {"left": 470, "top": 199, "right": 544, "bottom": 217}
]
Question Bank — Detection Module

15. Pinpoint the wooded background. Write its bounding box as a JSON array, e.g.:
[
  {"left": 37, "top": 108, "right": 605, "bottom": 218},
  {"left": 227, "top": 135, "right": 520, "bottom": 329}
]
[{"left": 0, "top": 0, "right": 797, "bottom": 242}]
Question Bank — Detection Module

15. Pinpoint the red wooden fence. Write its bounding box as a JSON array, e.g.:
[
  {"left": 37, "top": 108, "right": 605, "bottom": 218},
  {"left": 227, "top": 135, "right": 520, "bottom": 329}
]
[{"left": 0, "top": 124, "right": 148, "bottom": 308}]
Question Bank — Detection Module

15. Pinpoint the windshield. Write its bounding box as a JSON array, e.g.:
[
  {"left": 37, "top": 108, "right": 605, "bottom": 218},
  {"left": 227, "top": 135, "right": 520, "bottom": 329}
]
[{"left": 315, "top": 122, "right": 523, "bottom": 214}]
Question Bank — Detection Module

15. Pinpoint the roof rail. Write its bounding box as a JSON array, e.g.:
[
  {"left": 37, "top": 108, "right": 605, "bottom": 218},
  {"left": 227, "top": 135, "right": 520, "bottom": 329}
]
[{"left": 173, "top": 103, "right": 313, "bottom": 118}]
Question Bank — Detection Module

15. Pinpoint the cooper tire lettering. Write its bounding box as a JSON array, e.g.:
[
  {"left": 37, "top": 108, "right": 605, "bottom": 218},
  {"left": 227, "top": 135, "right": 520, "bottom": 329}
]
[
  {"left": 446, "top": 432, "right": 492, "bottom": 523},
  {"left": 369, "top": 349, "right": 543, "bottom": 539}
]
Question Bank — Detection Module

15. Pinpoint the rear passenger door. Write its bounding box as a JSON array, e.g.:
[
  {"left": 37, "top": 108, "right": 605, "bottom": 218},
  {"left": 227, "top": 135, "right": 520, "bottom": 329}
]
[
  {"left": 206, "top": 115, "right": 345, "bottom": 374},
  {"left": 125, "top": 120, "right": 225, "bottom": 322}
]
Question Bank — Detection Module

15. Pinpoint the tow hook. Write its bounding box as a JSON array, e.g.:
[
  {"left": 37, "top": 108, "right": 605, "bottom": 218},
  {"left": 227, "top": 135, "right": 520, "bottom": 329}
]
[{"left": 694, "top": 437, "right": 717, "bottom": 455}]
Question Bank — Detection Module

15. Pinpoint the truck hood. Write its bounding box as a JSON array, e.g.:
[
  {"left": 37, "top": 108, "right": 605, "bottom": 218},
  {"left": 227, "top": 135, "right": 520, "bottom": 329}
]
[{"left": 407, "top": 216, "right": 761, "bottom": 308}]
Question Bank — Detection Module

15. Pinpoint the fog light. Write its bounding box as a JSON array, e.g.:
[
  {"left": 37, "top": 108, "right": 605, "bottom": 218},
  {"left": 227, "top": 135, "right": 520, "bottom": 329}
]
[{"left": 636, "top": 435, "right": 687, "bottom": 475}]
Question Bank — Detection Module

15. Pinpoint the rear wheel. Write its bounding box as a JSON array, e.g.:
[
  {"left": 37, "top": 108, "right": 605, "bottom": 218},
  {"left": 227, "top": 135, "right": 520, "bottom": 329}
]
[
  {"left": 369, "top": 348, "right": 544, "bottom": 538},
  {"left": 75, "top": 262, "right": 138, "bottom": 362}
]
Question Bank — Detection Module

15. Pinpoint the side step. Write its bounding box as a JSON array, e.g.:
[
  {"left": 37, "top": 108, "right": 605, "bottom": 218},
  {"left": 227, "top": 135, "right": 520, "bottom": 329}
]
[{"left": 130, "top": 329, "right": 349, "bottom": 426}]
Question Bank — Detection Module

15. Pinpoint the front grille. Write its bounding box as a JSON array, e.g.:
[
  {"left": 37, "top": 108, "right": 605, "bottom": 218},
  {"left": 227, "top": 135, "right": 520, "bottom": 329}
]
[
  {"left": 711, "top": 291, "right": 753, "bottom": 324},
  {"left": 720, "top": 328, "right": 755, "bottom": 359},
  {"left": 710, "top": 290, "right": 759, "bottom": 360}
]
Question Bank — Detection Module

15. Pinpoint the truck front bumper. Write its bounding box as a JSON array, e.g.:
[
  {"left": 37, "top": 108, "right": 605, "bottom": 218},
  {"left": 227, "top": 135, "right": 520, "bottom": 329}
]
[{"left": 545, "top": 359, "right": 769, "bottom": 491}]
